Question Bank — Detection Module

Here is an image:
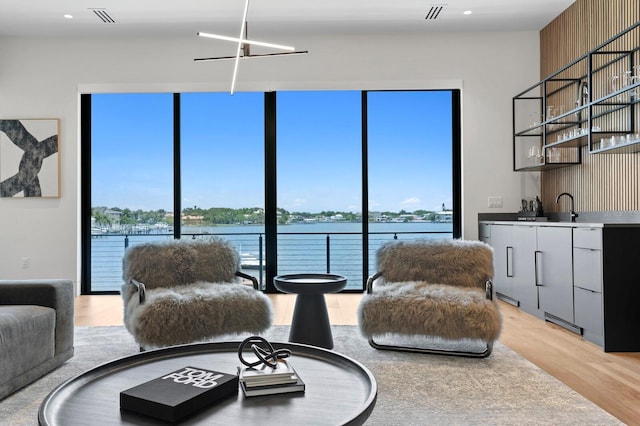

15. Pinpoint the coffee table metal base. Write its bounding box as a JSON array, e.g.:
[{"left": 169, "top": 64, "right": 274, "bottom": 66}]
[{"left": 290, "top": 293, "right": 334, "bottom": 349}]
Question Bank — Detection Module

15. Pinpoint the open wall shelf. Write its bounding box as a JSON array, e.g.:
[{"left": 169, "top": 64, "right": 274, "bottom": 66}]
[{"left": 513, "top": 22, "right": 640, "bottom": 171}]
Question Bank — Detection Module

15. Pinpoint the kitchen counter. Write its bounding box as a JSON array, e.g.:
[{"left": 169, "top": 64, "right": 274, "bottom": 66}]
[
  {"left": 478, "top": 215, "right": 640, "bottom": 352},
  {"left": 477, "top": 220, "right": 640, "bottom": 228},
  {"left": 478, "top": 211, "right": 640, "bottom": 227}
]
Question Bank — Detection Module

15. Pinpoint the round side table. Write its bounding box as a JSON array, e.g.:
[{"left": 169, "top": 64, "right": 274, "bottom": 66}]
[{"left": 273, "top": 273, "right": 347, "bottom": 349}]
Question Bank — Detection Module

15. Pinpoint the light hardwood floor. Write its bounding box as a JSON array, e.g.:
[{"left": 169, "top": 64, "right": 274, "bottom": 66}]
[{"left": 75, "top": 295, "right": 640, "bottom": 425}]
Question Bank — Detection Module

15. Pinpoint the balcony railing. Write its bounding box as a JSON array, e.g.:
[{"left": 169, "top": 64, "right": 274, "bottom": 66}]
[{"left": 90, "top": 230, "right": 452, "bottom": 292}]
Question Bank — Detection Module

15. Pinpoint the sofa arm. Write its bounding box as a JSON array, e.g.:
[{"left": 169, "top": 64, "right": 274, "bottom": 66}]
[{"left": 0, "top": 279, "right": 74, "bottom": 357}]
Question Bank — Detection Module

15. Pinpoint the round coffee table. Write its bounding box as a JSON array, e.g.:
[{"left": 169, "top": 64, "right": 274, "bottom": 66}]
[
  {"left": 39, "top": 341, "right": 376, "bottom": 425},
  {"left": 273, "top": 273, "right": 347, "bottom": 349}
]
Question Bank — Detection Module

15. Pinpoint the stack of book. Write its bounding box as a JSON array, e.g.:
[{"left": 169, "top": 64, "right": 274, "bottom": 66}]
[
  {"left": 120, "top": 366, "right": 238, "bottom": 422},
  {"left": 238, "top": 359, "right": 305, "bottom": 397}
]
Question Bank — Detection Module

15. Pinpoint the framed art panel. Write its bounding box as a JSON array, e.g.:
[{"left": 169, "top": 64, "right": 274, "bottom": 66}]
[{"left": 0, "top": 118, "right": 60, "bottom": 198}]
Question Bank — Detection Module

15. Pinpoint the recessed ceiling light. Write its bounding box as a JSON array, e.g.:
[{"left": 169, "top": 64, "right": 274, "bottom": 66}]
[
  {"left": 63, "top": 14, "right": 73, "bottom": 19},
  {"left": 464, "top": 10, "right": 473, "bottom": 15}
]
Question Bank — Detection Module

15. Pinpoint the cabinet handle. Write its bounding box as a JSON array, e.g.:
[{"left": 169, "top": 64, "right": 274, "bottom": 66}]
[
  {"left": 506, "top": 246, "right": 513, "bottom": 277},
  {"left": 534, "top": 250, "right": 543, "bottom": 286}
]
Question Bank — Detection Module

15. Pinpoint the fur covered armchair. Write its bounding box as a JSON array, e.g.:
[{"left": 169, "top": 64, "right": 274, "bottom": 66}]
[
  {"left": 357, "top": 238, "right": 502, "bottom": 357},
  {"left": 121, "top": 238, "right": 273, "bottom": 349}
]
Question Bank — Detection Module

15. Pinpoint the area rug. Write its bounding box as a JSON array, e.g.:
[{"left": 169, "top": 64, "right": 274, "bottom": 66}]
[{"left": 0, "top": 326, "right": 621, "bottom": 425}]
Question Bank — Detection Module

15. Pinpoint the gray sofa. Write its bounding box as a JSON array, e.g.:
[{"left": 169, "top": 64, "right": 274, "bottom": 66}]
[{"left": 0, "top": 279, "right": 74, "bottom": 400}]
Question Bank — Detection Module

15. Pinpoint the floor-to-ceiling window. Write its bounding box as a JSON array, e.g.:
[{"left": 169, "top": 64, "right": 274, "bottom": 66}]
[
  {"left": 87, "top": 93, "right": 173, "bottom": 292},
  {"left": 366, "top": 90, "right": 455, "bottom": 274},
  {"left": 82, "top": 89, "right": 459, "bottom": 293},
  {"left": 180, "top": 92, "right": 265, "bottom": 286},
  {"left": 275, "top": 91, "right": 363, "bottom": 289}
]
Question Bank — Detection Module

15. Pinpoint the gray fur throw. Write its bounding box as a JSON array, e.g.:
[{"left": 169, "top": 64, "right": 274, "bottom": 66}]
[
  {"left": 122, "top": 238, "right": 240, "bottom": 289},
  {"left": 358, "top": 281, "right": 502, "bottom": 341},
  {"left": 122, "top": 281, "right": 273, "bottom": 348},
  {"left": 358, "top": 238, "right": 501, "bottom": 342},
  {"left": 120, "top": 238, "right": 273, "bottom": 348},
  {"left": 376, "top": 238, "right": 494, "bottom": 289}
]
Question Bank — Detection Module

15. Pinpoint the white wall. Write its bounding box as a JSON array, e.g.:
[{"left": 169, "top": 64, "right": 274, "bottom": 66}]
[{"left": 0, "top": 30, "right": 540, "bottom": 289}]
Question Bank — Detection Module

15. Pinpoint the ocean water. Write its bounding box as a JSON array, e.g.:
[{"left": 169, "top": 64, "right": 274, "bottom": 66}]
[{"left": 91, "top": 221, "right": 452, "bottom": 292}]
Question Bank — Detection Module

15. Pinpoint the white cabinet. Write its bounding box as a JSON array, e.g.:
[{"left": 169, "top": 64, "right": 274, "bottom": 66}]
[
  {"left": 483, "top": 224, "right": 572, "bottom": 320},
  {"left": 488, "top": 225, "right": 515, "bottom": 302},
  {"left": 480, "top": 220, "right": 640, "bottom": 352},
  {"left": 572, "top": 227, "right": 604, "bottom": 346},
  {"left": 572, "top": 226, "right": 640, "bottom": 351},
  {"left": 511, "top": 226, "right": 538, "bottom": 314},
  {"left": 536, "top": 226, "right": 574, "bottom": 324}
]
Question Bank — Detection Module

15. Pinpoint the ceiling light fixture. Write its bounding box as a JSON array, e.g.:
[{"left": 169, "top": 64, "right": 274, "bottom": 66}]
[
  {"left": 195, "top": 0, "right": 307, "bottom": 95},
  {"left": 197, "top": 32, "right": 296, "bottom": 52},
  {"left": 63, "top": 14, "right": 73, "bottom": 19},
  {"left": 464, "top": 10, "right": 473, "bottom": 15},
  {"left": 230, "top": 0, "right": 250, "bottom": 96}
]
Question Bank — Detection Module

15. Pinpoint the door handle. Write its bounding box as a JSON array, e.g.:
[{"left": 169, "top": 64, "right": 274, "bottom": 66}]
[
  {"left": 506, "top": 246, "right": 513, "bottom": 277},
  {"left": 534, "top": 250, "right": 543, "bottom": 286}
]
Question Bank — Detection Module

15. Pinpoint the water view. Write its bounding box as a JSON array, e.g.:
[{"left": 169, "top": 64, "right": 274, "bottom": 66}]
[
  {"left": 89, "top": 90, "right": 456, "bottom": 292},
  {"left": 91, "top": 221, "right": 453, "bottom": 292}
]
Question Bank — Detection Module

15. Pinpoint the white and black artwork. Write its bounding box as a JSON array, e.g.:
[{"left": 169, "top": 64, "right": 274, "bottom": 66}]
[{"left": 0, "top": 119, "right": 60, "bottom": 198}]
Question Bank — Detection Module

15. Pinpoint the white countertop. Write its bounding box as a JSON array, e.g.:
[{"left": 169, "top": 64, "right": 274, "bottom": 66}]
[{"left": 479, "top": 220, "right": 640, "bottom": 228}]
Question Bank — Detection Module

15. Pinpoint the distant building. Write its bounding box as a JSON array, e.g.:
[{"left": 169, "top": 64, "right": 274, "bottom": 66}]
[
  {"left": 435, "top": 204, "right": 453, "bottom": 223},
  {"left": 94, "top": 207, "right": 121, "bottom": 225}
]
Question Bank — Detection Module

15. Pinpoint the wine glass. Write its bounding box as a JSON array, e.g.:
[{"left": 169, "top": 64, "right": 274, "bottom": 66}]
[{"left": 632, "top": 65, "right": 640, "bottom": 99}]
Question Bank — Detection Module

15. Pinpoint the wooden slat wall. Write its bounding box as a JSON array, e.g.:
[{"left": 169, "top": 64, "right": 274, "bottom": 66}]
[{"left": 540, "top": 0, "right": 640, "bottom": 212}]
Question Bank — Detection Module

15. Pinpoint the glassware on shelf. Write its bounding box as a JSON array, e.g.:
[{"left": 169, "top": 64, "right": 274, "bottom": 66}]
[
  {"left": 527, "top": 145, "right": 542, "bottom": 163},
  {"left": 632, "top": 65, "right": 640, "bottom": 98},
  {"left": 529, "top": 112, "right": 543, "bottom": 128},
  {"left": 622, "top": 71, "right": 635, "bottom": 101},
  {"left": 546, "top": 106, "right": 558, "bottom": 129},
  {"left": 546, "top": 105, "right": 555, "bottom": 121},
  {"left": 600, "top": 137, "right": 615, "bottom": 149},
  {"left": 546, "top": 147, "right": 561, "bottom": 163},
  {"left": 608, "top": 74, "right": 620, "bottom": 100}
]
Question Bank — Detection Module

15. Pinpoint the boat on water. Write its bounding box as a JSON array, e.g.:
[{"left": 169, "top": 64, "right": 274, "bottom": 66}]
[{"left": 240, "top": 253, "right": 261, "bottom": 269}]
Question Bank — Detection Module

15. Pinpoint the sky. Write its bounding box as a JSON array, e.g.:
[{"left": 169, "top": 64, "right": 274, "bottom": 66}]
[{"left": 91, "top": 90, "right": 452, "bottom": 213}]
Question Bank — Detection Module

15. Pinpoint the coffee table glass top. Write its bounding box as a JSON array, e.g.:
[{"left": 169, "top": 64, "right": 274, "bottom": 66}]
[{"left": 39, "top": 341, "right": 376, "bottom": 426}]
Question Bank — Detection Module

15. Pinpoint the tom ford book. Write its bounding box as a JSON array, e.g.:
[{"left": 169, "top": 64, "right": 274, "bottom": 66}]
[{"left": 120, "top": 366, "right": 238, "bottom": 422}]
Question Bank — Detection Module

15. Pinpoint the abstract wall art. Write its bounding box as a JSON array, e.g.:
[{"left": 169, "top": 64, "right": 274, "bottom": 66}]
[{"left": 0, "top": 118, "right": 60, "bottom": 198}]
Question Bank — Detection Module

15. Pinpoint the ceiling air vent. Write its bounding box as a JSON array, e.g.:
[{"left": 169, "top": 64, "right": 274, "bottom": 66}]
[
  {"left": 425, "top": 4, "right": 446, "bottom": 20},
  {"left": 90, "top": 8, "right": 117, "bottom": 24}
]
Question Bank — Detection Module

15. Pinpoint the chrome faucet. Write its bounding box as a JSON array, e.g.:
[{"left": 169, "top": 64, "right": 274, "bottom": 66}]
[{"left": 556, "top": 192, "right": 579, "bottom": 222}]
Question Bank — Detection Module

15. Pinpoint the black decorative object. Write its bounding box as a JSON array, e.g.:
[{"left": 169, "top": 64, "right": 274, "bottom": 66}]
[{"left": 237, "top": 335, "right": 291, "bottom": 368}]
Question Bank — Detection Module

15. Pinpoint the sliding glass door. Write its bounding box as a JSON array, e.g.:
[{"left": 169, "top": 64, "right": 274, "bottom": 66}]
[
  {"left": 366, "top": 90, "right": 456, "bottom": 274},
  {"left": 89, "top": 93, "right": 173, "bottom": 292},
  {"left": 180, "top": 92, "right": 265, "bottom": 285},
  {"left": 83, "top": 89, "right": 459, "bottom": 293},
  {"left": 275, "top": 91, "right": 363, "bottom": 289}
]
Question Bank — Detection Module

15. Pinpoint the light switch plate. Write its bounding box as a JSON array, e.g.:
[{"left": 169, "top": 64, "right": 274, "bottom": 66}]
[{"left": 488, "top": 196, "right": 503, "bottom": 208}]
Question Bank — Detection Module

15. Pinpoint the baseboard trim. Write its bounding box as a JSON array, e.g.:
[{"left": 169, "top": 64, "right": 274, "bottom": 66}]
[{"left": 544, "top": 312, "right": 581, "bottom": 335}]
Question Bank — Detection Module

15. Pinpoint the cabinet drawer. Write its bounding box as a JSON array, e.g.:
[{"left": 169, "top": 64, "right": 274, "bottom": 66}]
[
  {"left": 574, "top": 287, "right": 603, "bottom": 339},
  {"left": 479, "top": 223, "right": 491, "bottom": 239},
  {"left": 573, "top": 247, "right": 602, "bottom": 292},
  {"left": 573, "top": 227, "right": 602, "bottom": 250}
]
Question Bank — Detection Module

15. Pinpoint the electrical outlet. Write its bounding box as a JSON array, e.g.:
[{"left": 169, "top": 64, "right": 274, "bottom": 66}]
[
  {"left": 21, "top": 257, "right": 30, "bottom": 269},
  {"left": 488, "top": 196, "right": 503, "bottom": 208}
]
